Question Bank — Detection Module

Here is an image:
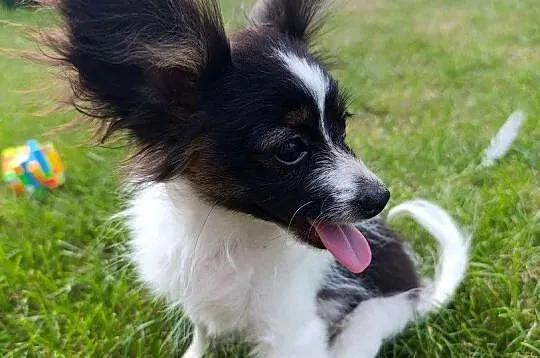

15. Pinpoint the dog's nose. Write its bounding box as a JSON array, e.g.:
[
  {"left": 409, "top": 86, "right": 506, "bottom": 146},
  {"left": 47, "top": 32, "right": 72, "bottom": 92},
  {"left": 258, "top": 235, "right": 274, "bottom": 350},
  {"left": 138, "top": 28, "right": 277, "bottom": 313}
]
[{"left": 357, "top": 184, "right": 390, "bottom": 219}]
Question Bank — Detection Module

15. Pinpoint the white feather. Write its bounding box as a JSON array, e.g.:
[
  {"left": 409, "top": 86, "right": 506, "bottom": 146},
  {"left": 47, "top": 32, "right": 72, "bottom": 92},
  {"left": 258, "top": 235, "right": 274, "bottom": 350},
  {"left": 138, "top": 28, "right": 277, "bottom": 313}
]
[{"left": 481, "top": 111, "right": 526, "bottom": 167}]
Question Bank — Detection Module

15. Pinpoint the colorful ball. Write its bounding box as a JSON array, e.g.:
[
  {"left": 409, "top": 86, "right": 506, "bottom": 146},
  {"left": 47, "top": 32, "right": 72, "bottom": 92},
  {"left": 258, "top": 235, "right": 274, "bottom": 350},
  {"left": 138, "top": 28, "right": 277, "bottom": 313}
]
[{"left": 1, "top": 140, "right": 65, "bottom": 196}]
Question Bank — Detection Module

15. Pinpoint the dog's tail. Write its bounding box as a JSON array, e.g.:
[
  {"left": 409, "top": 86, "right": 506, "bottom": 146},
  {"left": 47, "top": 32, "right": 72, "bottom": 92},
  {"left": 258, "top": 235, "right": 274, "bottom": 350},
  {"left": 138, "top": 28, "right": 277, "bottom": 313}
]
[{"left": 388, "top": 200, "right": 469, "bottom": 315}]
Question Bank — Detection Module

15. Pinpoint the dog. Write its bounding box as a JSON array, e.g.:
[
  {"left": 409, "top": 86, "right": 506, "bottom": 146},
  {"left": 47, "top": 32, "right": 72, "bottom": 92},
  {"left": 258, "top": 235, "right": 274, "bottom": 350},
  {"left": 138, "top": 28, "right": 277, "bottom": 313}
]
[{"left": 46, "top": 0, "right": 469, "bottom": 356}]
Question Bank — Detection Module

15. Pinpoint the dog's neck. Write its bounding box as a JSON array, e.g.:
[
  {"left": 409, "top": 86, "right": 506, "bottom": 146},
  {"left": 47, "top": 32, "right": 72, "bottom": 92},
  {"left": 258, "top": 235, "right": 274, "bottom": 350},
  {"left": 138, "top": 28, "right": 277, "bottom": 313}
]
[
  {"left": 127, "top": 178, "right": 334, "bottom": 322},
  {"left": 162, "top": 179, "right": 292, "bottom": 252}
]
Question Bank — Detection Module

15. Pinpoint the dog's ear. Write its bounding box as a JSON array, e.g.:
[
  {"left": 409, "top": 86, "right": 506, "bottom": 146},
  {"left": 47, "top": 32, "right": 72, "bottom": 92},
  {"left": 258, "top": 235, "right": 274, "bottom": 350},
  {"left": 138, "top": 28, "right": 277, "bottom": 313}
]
[
  {"left": 46, "top": 0, "right": 231, "bottom": 180},
  {"left": 250, "top": 0, "right": 330, "bottom": 43}
]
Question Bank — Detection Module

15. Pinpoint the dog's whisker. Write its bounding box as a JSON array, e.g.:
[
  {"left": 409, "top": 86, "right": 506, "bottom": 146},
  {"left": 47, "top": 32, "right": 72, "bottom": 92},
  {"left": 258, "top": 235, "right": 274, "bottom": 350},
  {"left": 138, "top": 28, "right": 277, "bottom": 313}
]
[
  {"left": 305, "top": 195, "right": 334, "bottom": 238},
  {"left": 188, "top": 203, "right": 216, "bottom": 282},
  {"left": 287, "top": 200, "right": 313, "bottom": 231}
]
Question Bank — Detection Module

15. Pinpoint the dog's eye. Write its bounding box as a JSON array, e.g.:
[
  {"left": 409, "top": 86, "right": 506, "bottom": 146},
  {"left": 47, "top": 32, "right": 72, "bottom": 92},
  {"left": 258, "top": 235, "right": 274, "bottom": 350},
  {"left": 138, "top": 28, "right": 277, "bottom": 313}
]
[{"left": 273, "top": 137, "right": 308, "bottom": 165}]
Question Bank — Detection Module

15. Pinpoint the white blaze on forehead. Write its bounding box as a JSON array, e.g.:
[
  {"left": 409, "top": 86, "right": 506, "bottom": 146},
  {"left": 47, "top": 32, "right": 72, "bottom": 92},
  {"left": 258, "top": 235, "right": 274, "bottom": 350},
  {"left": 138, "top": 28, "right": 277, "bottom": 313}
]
[{"left": 277, "top": 50, "right": 331, "bottom": 142}]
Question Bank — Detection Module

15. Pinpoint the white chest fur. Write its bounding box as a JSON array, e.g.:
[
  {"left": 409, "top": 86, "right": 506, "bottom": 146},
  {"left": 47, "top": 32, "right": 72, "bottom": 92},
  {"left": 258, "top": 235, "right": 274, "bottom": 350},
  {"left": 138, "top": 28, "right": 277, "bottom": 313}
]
[{"left": 126, "top": 181, "right": 331, "bottom": 349}]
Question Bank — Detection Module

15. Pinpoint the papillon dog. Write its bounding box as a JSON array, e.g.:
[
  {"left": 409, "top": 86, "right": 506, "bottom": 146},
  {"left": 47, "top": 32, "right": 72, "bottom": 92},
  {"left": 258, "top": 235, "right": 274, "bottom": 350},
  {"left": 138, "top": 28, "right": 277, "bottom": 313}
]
[{"left": 46, "top": 0, "right": 469, "bottom": 356}]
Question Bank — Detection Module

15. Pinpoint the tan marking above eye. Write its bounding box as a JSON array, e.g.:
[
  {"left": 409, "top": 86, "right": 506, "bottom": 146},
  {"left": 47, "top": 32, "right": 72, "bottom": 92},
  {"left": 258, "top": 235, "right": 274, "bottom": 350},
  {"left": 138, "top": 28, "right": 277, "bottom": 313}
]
[
  {"left": 284, "top": 106, "right": 311, "bottom": 126},
  {"left": 258, "top": 128, "right": 298, "bottom": 151}
]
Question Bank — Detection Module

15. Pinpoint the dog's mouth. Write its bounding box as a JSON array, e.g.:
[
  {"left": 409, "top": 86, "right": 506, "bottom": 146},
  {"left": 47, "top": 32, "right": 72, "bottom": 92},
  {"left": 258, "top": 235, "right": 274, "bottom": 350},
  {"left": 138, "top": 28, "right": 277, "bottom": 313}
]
[
  {"left": 308, "top": 220, "right": 372, "bottom": 273},
  {"left": 252, "top": 205, "right": 372, "bottom": 273},
  {"left": 254, "top": 209, "right": 371, "bottom": 273},
  {"left": 293, "top": 218, "right": 372, "bottom": 274}
]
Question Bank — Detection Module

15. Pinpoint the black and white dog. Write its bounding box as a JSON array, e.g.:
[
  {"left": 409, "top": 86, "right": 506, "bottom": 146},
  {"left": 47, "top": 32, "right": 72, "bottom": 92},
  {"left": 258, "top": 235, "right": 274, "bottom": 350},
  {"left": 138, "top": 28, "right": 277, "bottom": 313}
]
[{"left": 47, "top": 0, "right": 468, "bottom": 356}]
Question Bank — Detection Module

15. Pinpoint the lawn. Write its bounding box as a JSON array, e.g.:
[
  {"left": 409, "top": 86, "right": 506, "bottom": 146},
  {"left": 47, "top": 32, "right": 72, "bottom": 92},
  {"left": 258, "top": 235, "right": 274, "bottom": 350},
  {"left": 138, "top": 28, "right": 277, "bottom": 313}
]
[{"left": 0, "top": 0, "right": 538, "bottom": 357}]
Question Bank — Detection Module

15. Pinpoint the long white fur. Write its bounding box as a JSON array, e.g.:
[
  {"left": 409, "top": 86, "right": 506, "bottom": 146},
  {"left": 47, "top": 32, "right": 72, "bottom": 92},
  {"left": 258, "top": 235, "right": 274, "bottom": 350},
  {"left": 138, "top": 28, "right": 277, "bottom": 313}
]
[
  {"left": 387, "top": 199, "right": 469, "bottom": 313},
  {"left": 127, "top": 181, "right": 468, "bottom": 358},
  {"left": 128, "top": 180, "right": 332, "bottom": 357},
  {"left": 481, "top": 111, "right": 526, "bottom": 167},
  {"left": 331, "top": 293, "right": 416, "bottom": 358}
]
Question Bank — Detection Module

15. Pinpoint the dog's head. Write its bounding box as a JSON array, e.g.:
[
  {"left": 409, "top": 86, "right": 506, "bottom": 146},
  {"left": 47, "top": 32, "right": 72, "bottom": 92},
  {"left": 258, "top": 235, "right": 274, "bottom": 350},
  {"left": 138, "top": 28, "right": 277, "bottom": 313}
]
[{"left": 51, "top": 0, "right": 389, "bottom": 272}]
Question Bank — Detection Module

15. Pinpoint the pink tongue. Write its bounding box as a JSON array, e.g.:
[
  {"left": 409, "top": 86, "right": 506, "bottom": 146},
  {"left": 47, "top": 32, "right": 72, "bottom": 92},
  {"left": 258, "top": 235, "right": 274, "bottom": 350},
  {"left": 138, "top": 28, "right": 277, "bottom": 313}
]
[{"left": 313, "top": 223, "right": 372, "bottom": 273}]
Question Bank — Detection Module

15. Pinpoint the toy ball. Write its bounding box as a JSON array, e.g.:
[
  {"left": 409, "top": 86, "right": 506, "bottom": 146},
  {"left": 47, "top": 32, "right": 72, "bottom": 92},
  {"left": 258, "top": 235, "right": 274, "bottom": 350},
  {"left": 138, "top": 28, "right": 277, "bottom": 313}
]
[{"left": 1, "top": 139, "right": 65, "bottom": 196}]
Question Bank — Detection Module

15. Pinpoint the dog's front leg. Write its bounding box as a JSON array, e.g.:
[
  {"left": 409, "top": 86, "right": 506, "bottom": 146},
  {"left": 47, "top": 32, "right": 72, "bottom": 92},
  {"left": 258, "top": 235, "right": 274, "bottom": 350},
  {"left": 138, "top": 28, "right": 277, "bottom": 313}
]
[{"left": 182, "top": 324, "right": 209, "bottom": 358}]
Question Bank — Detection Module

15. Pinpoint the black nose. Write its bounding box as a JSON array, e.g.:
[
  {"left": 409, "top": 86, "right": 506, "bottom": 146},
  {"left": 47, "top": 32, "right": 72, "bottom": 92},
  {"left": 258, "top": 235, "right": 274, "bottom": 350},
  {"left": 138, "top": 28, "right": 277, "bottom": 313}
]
[{"left": 358, "top": 185, "right": 390, "bottom": 219}]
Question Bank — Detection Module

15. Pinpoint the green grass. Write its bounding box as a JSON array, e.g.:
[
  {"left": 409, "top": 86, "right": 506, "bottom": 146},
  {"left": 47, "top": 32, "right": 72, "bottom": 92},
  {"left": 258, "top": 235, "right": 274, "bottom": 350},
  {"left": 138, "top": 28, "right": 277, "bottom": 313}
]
[{"left": 0, "top": 0, "right": 538, "bottom": 356}]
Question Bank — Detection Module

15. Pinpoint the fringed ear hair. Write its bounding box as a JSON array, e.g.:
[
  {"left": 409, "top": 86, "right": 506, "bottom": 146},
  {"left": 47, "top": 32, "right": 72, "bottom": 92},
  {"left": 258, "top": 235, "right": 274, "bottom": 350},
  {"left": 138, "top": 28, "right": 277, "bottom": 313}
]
[
  {"left": 45, "top": 0, "right": 231, "bottom": 181},
  {"left": 250, "top": 0, "right": 331, "bottom": 44}
]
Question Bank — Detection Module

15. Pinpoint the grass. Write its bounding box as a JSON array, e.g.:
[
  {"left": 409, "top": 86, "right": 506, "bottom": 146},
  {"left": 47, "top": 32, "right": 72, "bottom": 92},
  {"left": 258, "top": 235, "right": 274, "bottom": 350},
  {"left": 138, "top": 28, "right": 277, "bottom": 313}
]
[{"left": 0, "top": 0, "right": 538, "bottom": 356}]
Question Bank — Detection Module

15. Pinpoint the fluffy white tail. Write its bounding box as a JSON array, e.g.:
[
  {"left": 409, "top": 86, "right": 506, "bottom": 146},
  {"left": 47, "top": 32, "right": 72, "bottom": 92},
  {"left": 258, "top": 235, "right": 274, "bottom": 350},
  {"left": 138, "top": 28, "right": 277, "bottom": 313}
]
[{"left": 388, "top": 200, "right": 469, "bottom": 315}]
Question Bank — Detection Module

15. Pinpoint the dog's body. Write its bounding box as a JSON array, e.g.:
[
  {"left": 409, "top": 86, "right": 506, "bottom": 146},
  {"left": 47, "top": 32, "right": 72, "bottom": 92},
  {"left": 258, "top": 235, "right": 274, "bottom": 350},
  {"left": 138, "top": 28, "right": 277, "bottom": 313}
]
[
  {"left": 127, "top": 181, "right": 466, "bottom": 357},
  {"left": 47, "top": 0, "right": 469, "bottom": 356}
]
